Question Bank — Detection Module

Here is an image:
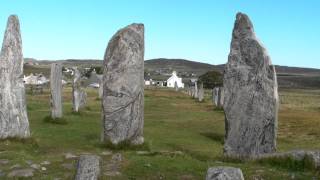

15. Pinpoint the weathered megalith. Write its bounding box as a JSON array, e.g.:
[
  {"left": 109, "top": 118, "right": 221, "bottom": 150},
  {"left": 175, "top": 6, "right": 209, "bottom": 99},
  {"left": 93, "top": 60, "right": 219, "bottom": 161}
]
[
  {"left": 50, "top": 63, "right": 63, "bottom": 119},
  {"left": 98, "top": 82, "right": 103, "bottom": 99},
  {"left": 198, "top": 82, "right": 204, "bottom": 102},
  {"left": 194, "top": 81, "right": 198, "bottom": 98},
  {"left": 72, "top": 67, "right": 87, "bottom": 112},
  {"left": 174, "top": 81, "right": 178, "bottom": 91},
  {"left": 75, "top": 155, "right": 101, "bottom": 180},
  {"left": 206, "top": 167, "right": 244, "bottom": 180},
  {"left": 0, "top": 15, "right": 30, "bottom": 139},
  {"left": 102, "top": 23, "right": 144, "bottom": 145},
  {"left": 223, "top": 12, "right": 279, "bottom": 158},
  {"left": 214, "top": 87, "right": 224, "bottom": 108}
]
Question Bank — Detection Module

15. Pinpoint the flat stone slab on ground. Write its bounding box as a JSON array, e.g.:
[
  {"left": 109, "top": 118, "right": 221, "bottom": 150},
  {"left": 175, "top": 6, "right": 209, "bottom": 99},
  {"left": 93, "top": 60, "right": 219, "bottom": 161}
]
[
  {"left": 64, "top": 152, "right": 78, "bottom": 159},
  {"left": 206, "top": 167, "right": 244, "bottom": 180},
  {"left": 75, "top": 155, "right": 101, "bottom": 180},
  {"left": 0, "top": 159, "right": 9, "bottom": 165},
  {"left": 7, "top": 168, "right": 34, "bottom": 178}
]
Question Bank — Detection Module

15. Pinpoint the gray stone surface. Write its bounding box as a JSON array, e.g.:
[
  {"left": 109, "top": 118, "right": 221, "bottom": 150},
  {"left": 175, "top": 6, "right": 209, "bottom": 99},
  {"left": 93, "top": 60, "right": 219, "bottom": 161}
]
[
  {"left": 75, "top": 155, "right": 101, "bottom": 180},
  {"left": 98, "top": 82, "right": 103, "bottom": 99},
  {"left": 198, "top": 82, "right": 204, "bottom": 102},
  {"left": 0, "top": 15, "right": 30, "bottom": 139},
  {"left": 7, "top": 168, "right": 34, "bottom": 178},
  {"left": 206, "top": 167, "right": 244, "bottom": 180},
  {"left": 174, "top": 81, "right": 178, "bottom": 91},
  {"left": 50, "top": 63, "right": 63, "bottom": 119},
  {"left": 223, "top": 12, "right": 279, "bottom": 158},
  {"left": 0, "top": 159, "right": 9, "bottom": 165},
  {"left": 190, "top": 87, "right": 195, "bottom": 97},
  {"left": 72, "top": 67, "right": 87, "bottom": 112},
  {"left": 214, "top": 87, "right": 224, "bottom": 108},
  {"left": 194, "top": 82, "right": 198, "bottom": 98},
  {"left": 102, "top": 23, "right": 144, "bottom": 145}
]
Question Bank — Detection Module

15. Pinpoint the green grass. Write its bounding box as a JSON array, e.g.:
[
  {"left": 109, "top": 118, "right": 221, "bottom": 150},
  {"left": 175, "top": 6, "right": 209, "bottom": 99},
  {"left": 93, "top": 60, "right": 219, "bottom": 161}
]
[{"left": 0, "top": 87, "right": 319, "bottom": 179}]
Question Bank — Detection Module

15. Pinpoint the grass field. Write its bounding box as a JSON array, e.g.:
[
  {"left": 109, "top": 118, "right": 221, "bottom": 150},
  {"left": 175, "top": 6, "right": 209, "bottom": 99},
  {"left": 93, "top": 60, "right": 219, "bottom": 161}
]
[{"left": 0, "top": 87, "right": 319, "bottom": 179}]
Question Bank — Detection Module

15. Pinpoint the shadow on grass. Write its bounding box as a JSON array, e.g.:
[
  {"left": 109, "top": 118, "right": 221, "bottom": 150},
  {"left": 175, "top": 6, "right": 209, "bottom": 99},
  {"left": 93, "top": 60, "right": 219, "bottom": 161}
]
[
  {"left": 167, "top": 143, "right": 211, "bottom": 161},
  {"left": 213, "top": 107, "right": 224, "bottom": 112},
  {"left": 97, "top": 140, "right": 150, "bottom": 151},
  {"left": 70, "top": 111, "right": 83, "bottom": 116},
  {"left": 43, "top": 116, "right": 68, "bottom": 125},
  {"left": 85, "top": 106, "right": 92, "bottom": 111},
  {"left": 0, "top": 137, "right": 39, "bottom": 149},
  {"left": 200, "top": 132, "right": 224, "bottom": 144},
  {"left": 255, "top": 156, "right": 316, "bottom": 172}
]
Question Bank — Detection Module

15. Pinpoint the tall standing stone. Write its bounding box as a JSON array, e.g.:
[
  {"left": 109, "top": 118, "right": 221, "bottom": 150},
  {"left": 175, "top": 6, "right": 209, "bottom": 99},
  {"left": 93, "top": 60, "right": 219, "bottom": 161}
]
[
  {"left": 198, "top": 82, "right": 204, "bottom": 102},
  {"left": 223, "top": 13, "right": 279, "bottom": 158},
  {"left": 72, "top": 67, "right": 87, "bottom": 112},
  {"left": 174, "top": 81, "right": 178, "bottom": 91},
  {"left": 214, "top": 87, "right": 224, "bottom": 108},
  {"left": 98, "top": 82, "right": 103, "bottom": 99},
  {"left": 0, "top": 15, "right": 30, "bottom": 139},
  {"left": 102, "top": 24, "right": 144, "bottom": 145},
  {"left": 50, "top": 63, "right": 63, "bottom": 119},
  {"left": 194, "top": 81, "right": 198, "bottom": 98},
  {"left": 98, "top": 74, "right": 103, "bottom": 99}
]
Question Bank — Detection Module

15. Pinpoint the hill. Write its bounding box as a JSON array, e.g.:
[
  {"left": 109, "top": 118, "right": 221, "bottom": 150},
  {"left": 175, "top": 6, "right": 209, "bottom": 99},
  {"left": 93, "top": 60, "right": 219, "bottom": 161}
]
[
  {"left": 24, "top": 58, "right": 320, "bottom": 89},
  {"left": 145, "top": 58, "right": 320, "bottom": 89}
]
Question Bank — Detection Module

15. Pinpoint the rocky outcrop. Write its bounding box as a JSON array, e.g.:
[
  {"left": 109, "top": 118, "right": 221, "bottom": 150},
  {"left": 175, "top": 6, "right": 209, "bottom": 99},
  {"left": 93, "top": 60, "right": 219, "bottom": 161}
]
[
  {"left": 102, "top": 23, "right": 144, "bottom": 145},
  {"left": 223, "top": 13, "right": 279, "bottom": 158},
  {"left": 0, "top": 15, "right": 30, "bottom": 139},
  {"left": 50, "top": 63, "right": 63, "bottom": 119},
  {"left": 206, "top": 167, "right": 244, "bottom": 180},
  {"left": 75, "top": 155, "right": 101, "bottom": 180},
  {"left": 72, "top": 67, "right": 87, "bottom": 112}
]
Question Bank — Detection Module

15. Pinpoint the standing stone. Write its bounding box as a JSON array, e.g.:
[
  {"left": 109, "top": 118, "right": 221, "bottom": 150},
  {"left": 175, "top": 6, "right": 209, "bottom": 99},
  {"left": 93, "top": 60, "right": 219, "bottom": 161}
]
[
  {"left": 50, "top": 63, "right": 63, "bottom": 119},
  {"left": 96, "top": 74, "right": 103, "bottom": 99},
  {"left": 206, "top": 167, "right": 244, "bottom": 180},
  {"left": 174, "top": 81, "right": 178, "bottom": 91},
  {"left": 0, "top": 15, "right": 30, "bottom": 139},
  {"left": 75, "top": 155, "right": 101, "bottom": 180},
  {"left": 198, "top": 82, "right": 204, "bottom": 102},
  {"left": 98, "top": 82, "right": 103, "bottom": 99},
  {"left": 102, "top": 24, "right": 144, "bottom": 145},
  {"left": 194, "top": 81, "right": 198, "bottom": 98},
  {"left": 190, "top": 86, "right": 195, "bottom": 97},
  {"left": 72, "top": 67, "right": 87, "bottom": 112},
  {"left": 223, "top": 13, "right": 279, "bottom": 158},
  {"left": 214, "top": 87, "right": 224, "bottom": 108}
]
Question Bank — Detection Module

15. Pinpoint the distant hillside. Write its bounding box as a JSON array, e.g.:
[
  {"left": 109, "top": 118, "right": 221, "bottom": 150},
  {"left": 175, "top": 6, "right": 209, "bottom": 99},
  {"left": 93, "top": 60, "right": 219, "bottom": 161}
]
[
  {"left": 24, "top": 58, "right": 320, "bottom": 89},
  {"left": 145, "top": 58, "right": 320, "bottom": 89}
]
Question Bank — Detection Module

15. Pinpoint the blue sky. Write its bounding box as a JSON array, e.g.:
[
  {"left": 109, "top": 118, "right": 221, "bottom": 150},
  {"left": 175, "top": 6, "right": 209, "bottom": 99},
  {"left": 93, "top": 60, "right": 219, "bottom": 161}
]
[{"left": 0, "top": 0, "right": 319, "bottom": 68}]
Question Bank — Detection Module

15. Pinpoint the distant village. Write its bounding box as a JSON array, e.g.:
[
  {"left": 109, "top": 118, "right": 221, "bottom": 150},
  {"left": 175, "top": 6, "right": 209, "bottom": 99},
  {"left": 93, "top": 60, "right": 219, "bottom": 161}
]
[{"left": 24, "top": 58, "right": 201, "bottom": 91}]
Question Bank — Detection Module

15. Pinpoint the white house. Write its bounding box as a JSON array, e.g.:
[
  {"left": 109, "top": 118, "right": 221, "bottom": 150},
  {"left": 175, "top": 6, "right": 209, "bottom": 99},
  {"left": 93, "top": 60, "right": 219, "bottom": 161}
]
[
  {"left": 166, "top": 71, "right": 184, "bottom": 88},
  {"left": 144, "top": 79, "right": 152, "bottom": 86}
]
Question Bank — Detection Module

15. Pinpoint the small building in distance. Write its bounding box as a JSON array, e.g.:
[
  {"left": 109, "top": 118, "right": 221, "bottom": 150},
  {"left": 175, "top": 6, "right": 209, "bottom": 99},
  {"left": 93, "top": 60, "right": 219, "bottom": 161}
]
[{"left": 167, "top": 71, "right": 184, "bottom": 88}]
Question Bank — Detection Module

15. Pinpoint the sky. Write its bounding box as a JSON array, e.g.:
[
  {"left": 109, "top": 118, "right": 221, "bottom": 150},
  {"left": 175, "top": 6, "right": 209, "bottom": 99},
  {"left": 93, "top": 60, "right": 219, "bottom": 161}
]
[{"left": 0, "top": 0, "right": 319, "bottom": 68}]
